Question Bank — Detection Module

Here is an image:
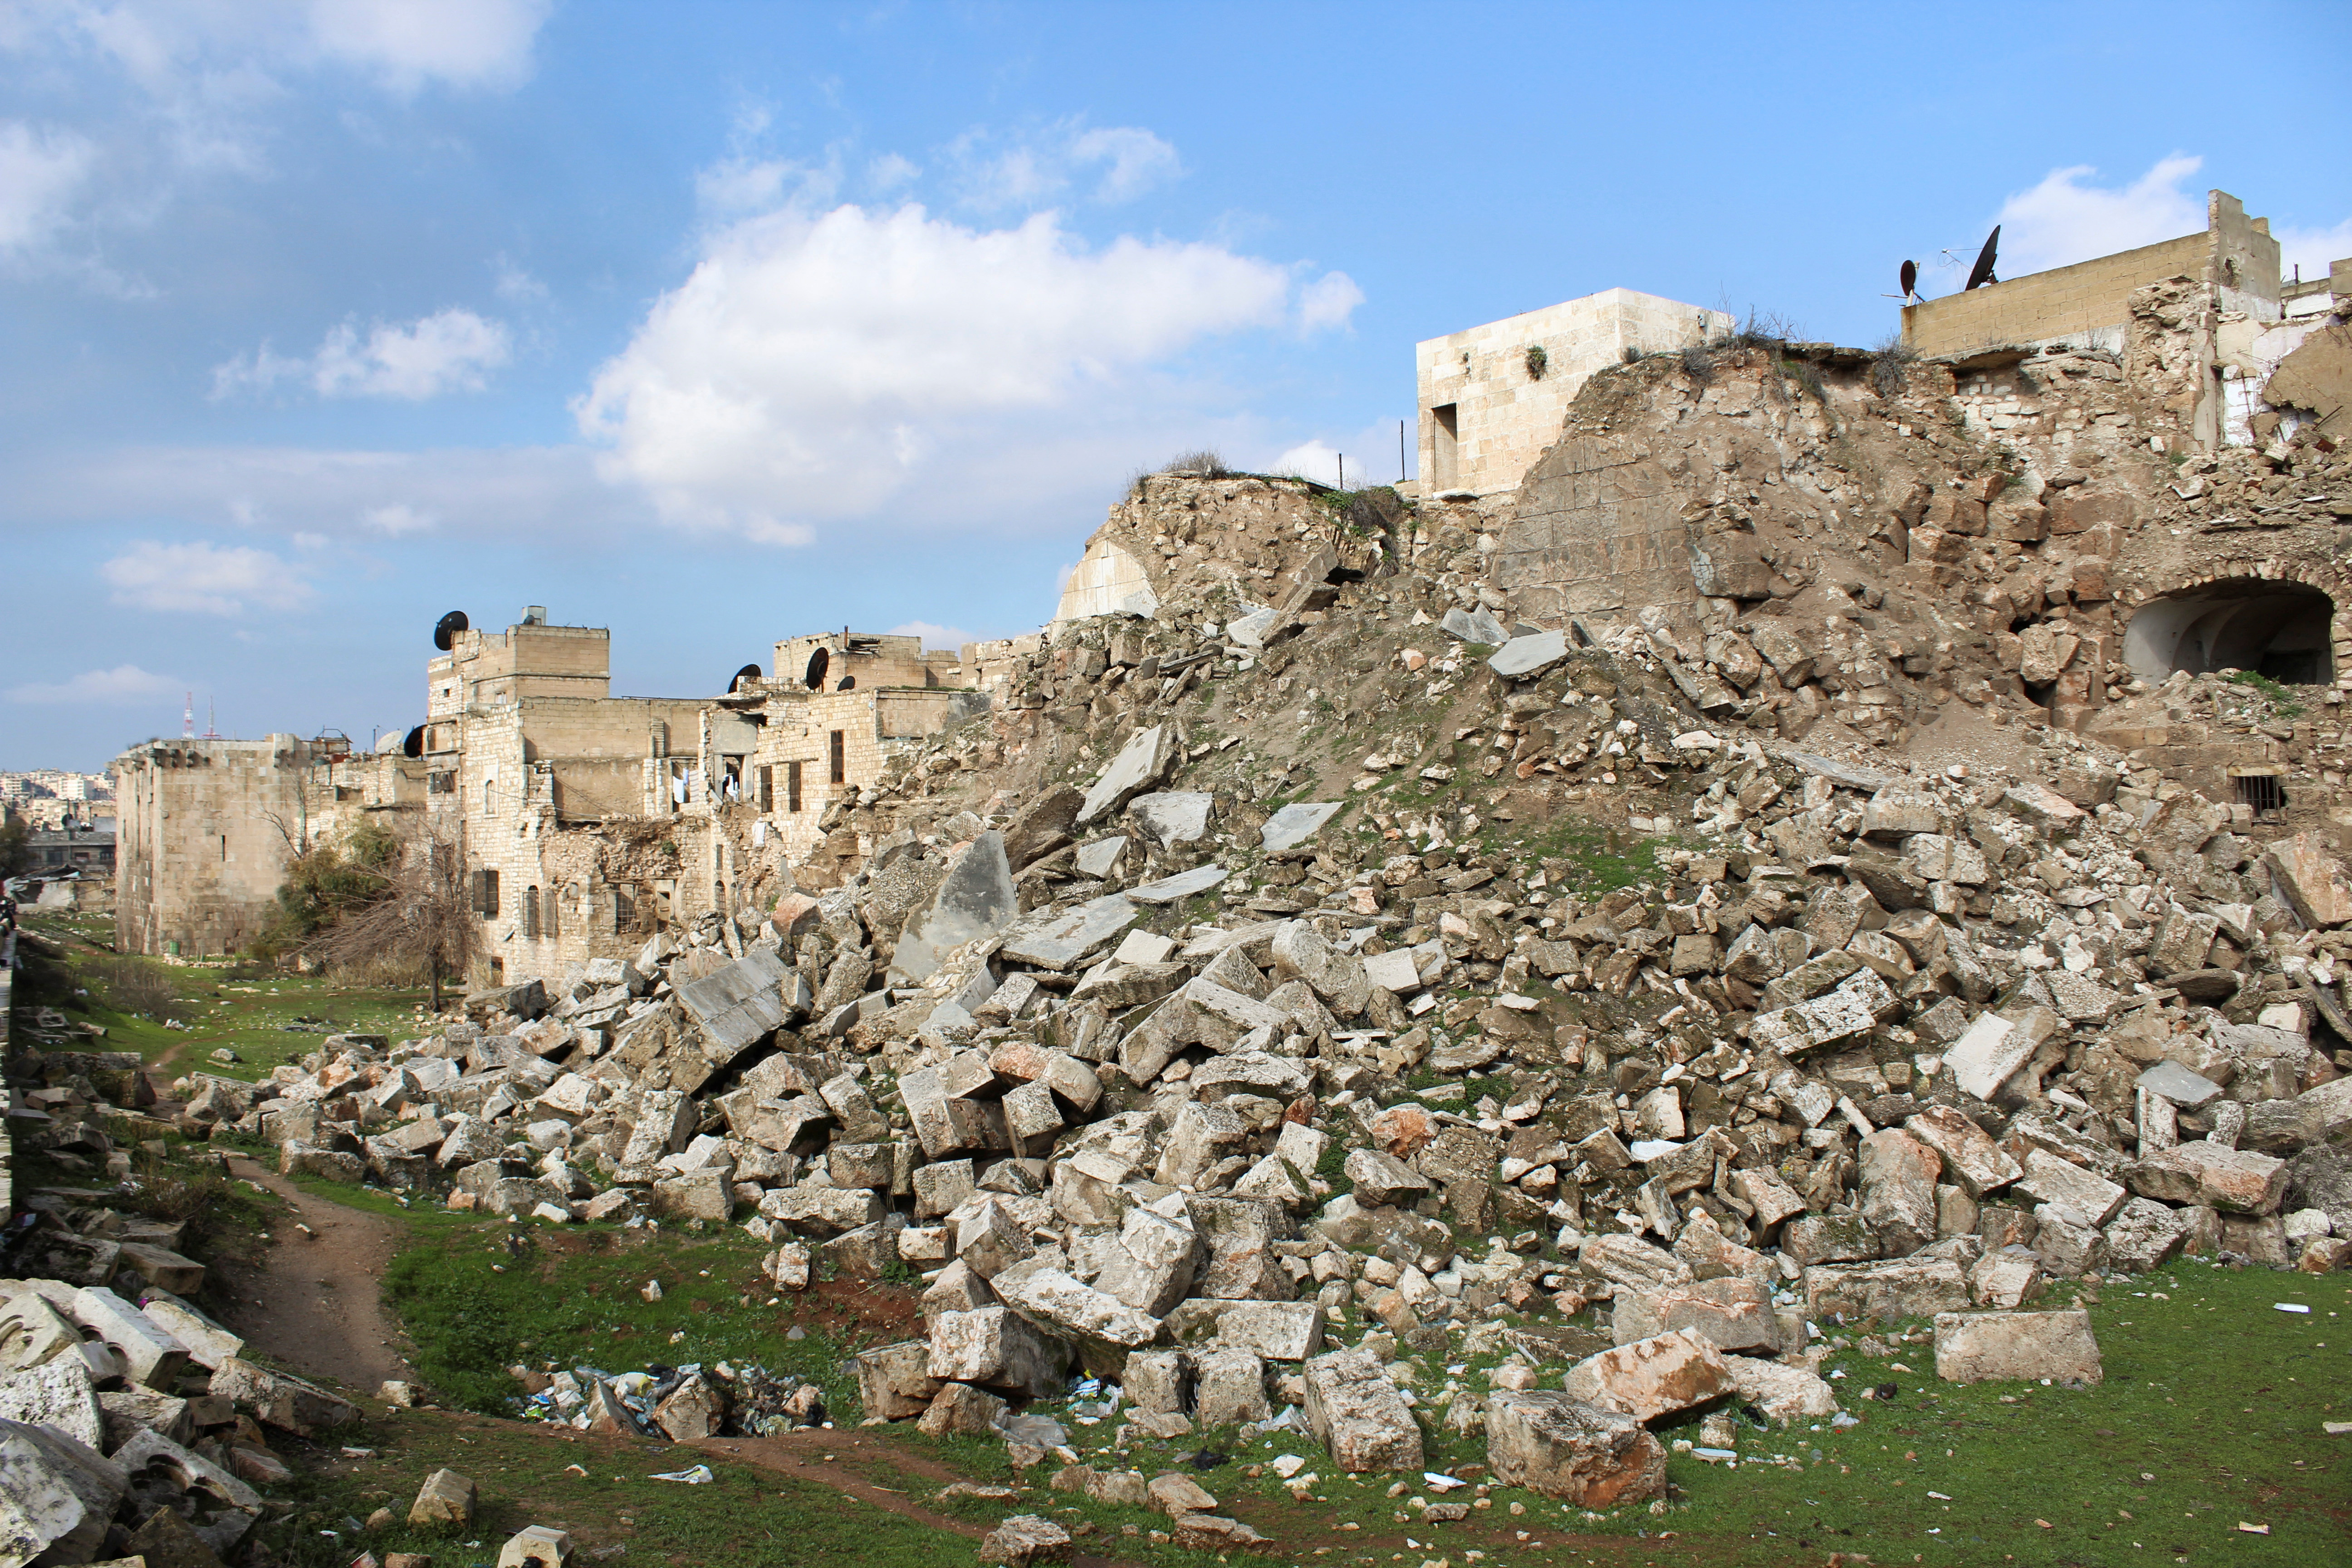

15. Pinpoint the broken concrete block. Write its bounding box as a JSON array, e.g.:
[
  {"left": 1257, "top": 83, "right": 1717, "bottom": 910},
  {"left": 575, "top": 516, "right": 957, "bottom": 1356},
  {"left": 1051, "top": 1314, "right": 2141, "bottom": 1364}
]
[
  {"left": 1801, "top": 1257, "right": 1969, "bottom": 1321},
  {"left": 2264, "top": 832, "right": 2352, "bottom": 929},
  {"left": 0, "top": 1418, "right": 127, "bottom": 1566},
  {"left": 1191, "top": 1347, "right": 1270, "bottom": 1428},
  {"left": 1302, "top": 1348, "right": 1422, "bottom": 1473},
  {"left": 1902, "top": 1105, "right": 2021, "bottom": 1198},
  {"left": 928, "top": 1307, "right": 1073, "bottom": 1397},
  {"left": 1609, "top": 1278, "right": 1779, "bottom": 1356},
  {"left": 2016, "top": 1149, "right": 2129, "bottom": 1225},
  {"left": 98, "top": 1387, "right": 193, "bottom": 1451},
  {"left": 1933, "top": 1308, "right": 2102, "bottom": 1385},
  {"left": 1078, "top": 725, "right": 1178, "bottom": 826},
  {"left": 1944, "top": 1007, "right": 2058, "bottom": 1102},
  {"left": 2128, "top": 1141, "right": 2289, "bottom": 1214},
  {"left": 1721, "top": 1357, "right": 1840, "bottom": 1424},
  {"left": 112, "top": 1426, "right": 262, "bottom": 1549},
  {"left": 2103, "top": 1197, "right": 2187, "bottom": 1273},
  {"left": 917, "top": 1381, "right": 1007, "bottom": 1438},
  {"left": 210, "top": 1358, "right": 358, "bottom": 1434},
  {"left": 1562, "top": 1330, "right": 1735, "bottom": 1423},
  {"left": 1160, "top": 1299, "right": 1323, "bottom": 1361},
  {"left": 135, "top": 1298, "right": 244, "bottom": 1371},
  {"left": 980, "top": 1514, "right": 1071, "bottom": 1567},
  {"left": 69, "top": 1287, "right": 188, "bottom": 1391},
  {"left": 0, "top": 1288, "right": 84, "bottom": 1373},
  {"left": 0, "top": 1356, "right": 105, "bottom": 1452},
  {"left": 854, "top": 1341, "right": 942, "bottom": 1422},
  {"left": 497, "top": 1525, "right": 573, "bottom": 1568},
  {"left": 409, "top": 1467, "right": 477, "bottom": 1527},
  {"left": 1483, "top": 1390, "right": 1667, "bottom": 1505}
]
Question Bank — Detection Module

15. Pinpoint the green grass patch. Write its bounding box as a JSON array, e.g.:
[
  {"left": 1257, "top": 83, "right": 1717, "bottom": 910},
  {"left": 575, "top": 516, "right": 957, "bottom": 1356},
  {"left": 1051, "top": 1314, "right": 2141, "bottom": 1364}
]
[
  {"left": 382, "top": 1220, "right": 882, "bottom": 1422},
  {"left": 2226, "top": 669, "right": 2308, "bottom": 717},
  {"left": 259, "top": 1407, "right": 972, "bottom": 1568}
]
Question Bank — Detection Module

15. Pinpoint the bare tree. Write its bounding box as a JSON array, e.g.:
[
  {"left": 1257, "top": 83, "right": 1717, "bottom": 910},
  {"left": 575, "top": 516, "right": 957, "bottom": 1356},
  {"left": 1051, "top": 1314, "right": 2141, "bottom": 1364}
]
[{"left": 308, "top": 818, "right": 476, "bottom": 1011}]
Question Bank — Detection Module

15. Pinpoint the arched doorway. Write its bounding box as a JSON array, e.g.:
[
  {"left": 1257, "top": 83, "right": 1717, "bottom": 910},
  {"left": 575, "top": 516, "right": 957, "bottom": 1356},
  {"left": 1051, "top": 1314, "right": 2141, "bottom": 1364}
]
[{"left": 2123, "top": 579, "right": 2336, "bottom": 685}]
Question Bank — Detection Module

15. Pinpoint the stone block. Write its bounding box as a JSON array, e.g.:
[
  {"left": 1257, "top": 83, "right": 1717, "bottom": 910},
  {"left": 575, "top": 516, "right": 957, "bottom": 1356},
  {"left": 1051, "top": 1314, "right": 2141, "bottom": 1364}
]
[
  {"left": 1609, "top": 1278, "right": 1779, "bottom": 1356},
  {"left": 854, "top": 1340, "right": 942, "bottom": 1421},
  {"left": 409, "top": 1468, "right": 476, "bottom": 1526},
  {"left": 2016, "top": 1149, "right": 2129, "bottom": 1225},
  {"left": 2128, "top": 1141, "right": 2289, "bottom": 1214},
  {"left": 1302, "top": 1349, "right": 1421, "bottom": 1472},
  {"left": 1932, "top": 1308, "right": 2102, "bottom": 1385},
  {"left": 1483, "top": 1390, "right": 1666, "bottom": 1505},
  {"left": 1802, "top": 1258, "right": 1968, "bottom": 1321},
  {"left": 1561, "top": 1330, "right": 1735, "bottom": 1423}
]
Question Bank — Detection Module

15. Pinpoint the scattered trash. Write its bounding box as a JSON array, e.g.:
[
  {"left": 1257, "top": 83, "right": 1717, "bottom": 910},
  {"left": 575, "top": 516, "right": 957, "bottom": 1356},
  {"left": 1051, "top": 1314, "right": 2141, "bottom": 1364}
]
[
  {"left": 2274, "top": 1303, "right": 2312, "bottom": 1314},
  {"left": 649, "top": 1465, "right": 714, "bottom": 1485}
]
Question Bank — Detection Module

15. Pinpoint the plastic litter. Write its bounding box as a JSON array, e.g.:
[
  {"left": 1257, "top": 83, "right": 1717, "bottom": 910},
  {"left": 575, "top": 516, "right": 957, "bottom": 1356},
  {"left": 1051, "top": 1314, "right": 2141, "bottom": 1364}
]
[
  {"left": 2274, "top": 1303, "right": 2312, "bottom": 1314},
  {"left": 1422, "top": 1473, "right": 1467, "bottom": 1492},
  {"left": 650, "top": 1465, "right": 714, "bottom": 1484}
]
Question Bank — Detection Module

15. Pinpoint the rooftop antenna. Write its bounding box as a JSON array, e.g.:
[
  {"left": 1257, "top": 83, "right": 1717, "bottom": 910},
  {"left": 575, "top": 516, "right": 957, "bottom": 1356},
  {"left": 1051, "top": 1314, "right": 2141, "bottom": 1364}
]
[
  {"left": 182, "top": 693, "right": 194, "bottom": 739},
  {"left": 202, "top": 698, "right": 220, "bottom": 740},
  {"left": 1964, "top": 226, "right": 2001, "bottom": 291}
]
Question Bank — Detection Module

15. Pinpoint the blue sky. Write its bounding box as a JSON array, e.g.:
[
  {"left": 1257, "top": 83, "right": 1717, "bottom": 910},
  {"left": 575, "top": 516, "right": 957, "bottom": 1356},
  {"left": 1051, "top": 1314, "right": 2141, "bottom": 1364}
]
[{"left": 4, "top": 0, "right": 2347, "bottom": 772}]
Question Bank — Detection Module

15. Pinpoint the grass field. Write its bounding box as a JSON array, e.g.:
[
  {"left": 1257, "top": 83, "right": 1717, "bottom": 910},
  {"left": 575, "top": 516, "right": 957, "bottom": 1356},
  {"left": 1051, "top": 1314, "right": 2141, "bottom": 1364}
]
[{"left": 15, "top": 908, "right": 426, "bottom": 1080}]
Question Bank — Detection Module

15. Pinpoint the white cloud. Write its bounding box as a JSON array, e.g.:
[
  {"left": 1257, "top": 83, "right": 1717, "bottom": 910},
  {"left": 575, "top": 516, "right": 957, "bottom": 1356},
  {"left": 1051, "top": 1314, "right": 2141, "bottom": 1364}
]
[
  {"left": 868, "top": 152, "right": 920, "bottom": 193},
  {"left": 1067, "top": 126, "right": 1181, "bottom": 204},
  {"left": 1298, "top": 270, "right": 1364, "bottom": 333},
  {"left": 1272, "top": 418, "right": 1412, "bottom": 489},
  {"left": 493, "top": 253, "right": 547, "bottom": 303},
  {"left": 951, "top": 119, "right": 1182, "bottom": 210},
  {"left": 0, "top": 121, "right": 95, "bottom": 255},
  {"left": 306, "top": 0, "right": 553, "bottom": 92},
  {"left": 100, "top": 540, "right": 314, "bottom": 616},
  {"left": 2278, "top": 217, "right": 2352, "bottom": 284},
  {"left": 889, "top": 620, "right": 978, "bottom": 652},
  {"left": 1992, "top": 154, "right": 2206, "bottom": 279},
  {"left": 11, "top": 441, "right": 636, "bottom": 545},
  {"left": 213, "top": 308, "right": 511, "bottom": 401},
  {"left": 363, "top": 503, "right": 436, "bottom": 535},
  {"left": 5, "top": 664, "right": 179, "bottom": 706},
  {"left": 575, "top": 202, "right": 1296, "bottom": 541}
]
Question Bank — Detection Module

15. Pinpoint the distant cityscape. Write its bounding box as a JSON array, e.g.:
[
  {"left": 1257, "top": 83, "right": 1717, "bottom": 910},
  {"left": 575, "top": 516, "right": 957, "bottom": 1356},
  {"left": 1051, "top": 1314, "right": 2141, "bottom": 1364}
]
[{"left": 1, "top": 769, "right": 116, "bottom": 831}]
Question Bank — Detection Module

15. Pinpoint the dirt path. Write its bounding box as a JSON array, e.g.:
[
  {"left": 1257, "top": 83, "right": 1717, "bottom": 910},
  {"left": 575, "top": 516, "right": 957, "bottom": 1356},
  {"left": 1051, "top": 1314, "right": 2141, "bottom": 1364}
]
[{"left": 216, "top": 1154, "right": 418, "bottom": 1396}]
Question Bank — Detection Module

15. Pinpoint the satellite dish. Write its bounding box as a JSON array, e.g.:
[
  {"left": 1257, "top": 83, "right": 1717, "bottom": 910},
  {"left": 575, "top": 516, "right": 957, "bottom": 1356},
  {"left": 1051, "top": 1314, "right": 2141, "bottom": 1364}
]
[
  {"left": 803, "top": 647, "right": 830, "bottom": 689},
  {"left": 1899, "top": 260, "right": 1918, "bottom": 300},
  {"left": 730, "top": 662, "right": 762, "bottom": 694},
  {"left": 433, "top": 610, "right": 470, "bottom": 651},
  {"left": 402, "top": 725, "right": 426, "bottom": 759},
  {"left": 1964, "top": 226, "right": 2000, "bottom": 291},
  {"left": 836, "top": 675, "right": 856, "bottom": 691}
]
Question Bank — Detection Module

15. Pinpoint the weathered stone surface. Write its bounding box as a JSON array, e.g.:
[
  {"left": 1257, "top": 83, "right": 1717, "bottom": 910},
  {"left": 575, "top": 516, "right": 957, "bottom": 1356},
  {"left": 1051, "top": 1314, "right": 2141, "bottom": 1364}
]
[
  {"left": 980, "top": 1514, "right": 1071, "bottom": 1567},
  {"left": 0, "top": 1418, "right": 125, "bottom": 1566},
  {"left": 0, "top": 1357, "right": 104, "bottom": 1452},
  {"left": 1780, "top": 1213, "right": 1879, "bottom": 1266},
  {"left": 1721, "top": 1358, "right": 1840, "bottom": 1424},
  {"left": 1488, "top": 630, "right": 1569, "bottom": 680},
  {"left": 1269, "top": 921, "right": 1371, "bottom": 1017},
  {"left": 497, "top": 1525, "right": 573, "bottom": 1568},
  {"left": 1902, "top": 1106, "right": 2021, "bottom": 1198},
  {"left": 2128, "top": 1141, "right": 2289, "bottom": 1214},
  {"left": 928, "top": 1307, "right": 1074, "bottom": 1396},
  {"left": 1944, "top": 1007, "right": 2058, "bottom": 1102},
  {"left": 1483, "top": 1390, "right": 1667, "bottom": 1505},
  {"left": 137, "top": 1298, "right": 244, "bottom": 1370},
  {"left": 1125, "top": 864, "right": 1230, "bottom": 906},
  {"left": 1302, "top": 1349, "right": 1422, "bottom": 1473},
  {"left": 996, "top": 1269, "right": 1158, "bottom": 1354},
  {"left": 1160, "top": 1300, "right": 1323, "bottom": 1361},
  {"left": 1609, "top": 1279, "right": 1779, "bottom": 1356},
  {"left": 2103, "top": 1198, "right": 2187, "bottom": 1273},
  {"left": 2017, "top": 1149, "right": 2129, "bottom": 1226},
  {"left": 672, "top": 946, "right": 794, "bottom": 1063},
  {"left": 1858, "top": 1128, "right": 1943, "bottom": 1256},
  {"left": 1342, "top": 1149, "right": 1430, "bottom": 1208},
  {"left": 1933, "top": 1309, "right": 2102, "bottom": 1385},
  {"left": 892, "top": 833, "right": 1019, "bottom": 984},
  {"left": 854, "top": 1340, "right": 942, "bottom": 1421},
  {"left": 1561, "top": 1330, "right": 1735, "bottom": 1423},
  {"left": 409, "top": 1468, "right": 476, "bottom": 1527},
  {"left": 2264, "top": 832, "right": 2352, "bottom": 928},
  {"left": 1802, "top": 1258, "right": 1968, "bottom": 1321},
  {"left": 70, "top": 1287, "right": 187, "bottom": 1390},
  {"left": 918, "top": 1381, "right": 1008, "bottom": 1437},
  {"left": 1078, "top": 726, "right": 1178, "bottom": 826},
  {"left": 1578, "top": 1234, "right": 1694, "bottom": 1291},
  {"left": 997, "top": 895, "right": 1140, "bottom": 970},
  {"left": 1260, "top": 802, "right": 1343, "bottom": 853},
  {"left": 1127, "top": 792, "right": 1214, "bottom": 848},
  {"left": 758, "top": 1185, "right": 886, "bottom": 1238}
]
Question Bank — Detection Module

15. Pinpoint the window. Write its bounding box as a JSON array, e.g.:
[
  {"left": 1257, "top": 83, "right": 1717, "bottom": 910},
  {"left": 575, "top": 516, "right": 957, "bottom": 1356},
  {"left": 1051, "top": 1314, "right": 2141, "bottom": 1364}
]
[
  {"left": 483, "top": 779, "right": 494, "bottom": 813},
  {"left": 544, "top": 886, "right": 560, "bottom": 942},
  {"left": 757, "top": 765, "right": 773, "bottom": 811},
  {"left": 788, "top": 760, "right": 803, "bottom": 813},
  {"left": 524, "top": 886, "right": 541, "bottom": 940},
  {"left": 613, "top": 887, "right": 635, "bottom": 933},
  {"left": 829, "top": 730, "right": 846, "bottom": 784},
  {"left": 476, "top": 868, "right": 500, "bottom": 919}
]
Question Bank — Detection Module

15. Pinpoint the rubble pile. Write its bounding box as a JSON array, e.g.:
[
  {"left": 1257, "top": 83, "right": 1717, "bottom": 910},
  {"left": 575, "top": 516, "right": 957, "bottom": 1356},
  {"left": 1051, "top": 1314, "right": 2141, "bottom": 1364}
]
[
  {"left": 0, "top": 1269, "right": 357, "bottom": 1563},
  {"left": 513, "top": 1357, "right": 826, "bottom": 1441},
  {"left": 184, "top": 619, "right": 2352, "bottom": 1502}
]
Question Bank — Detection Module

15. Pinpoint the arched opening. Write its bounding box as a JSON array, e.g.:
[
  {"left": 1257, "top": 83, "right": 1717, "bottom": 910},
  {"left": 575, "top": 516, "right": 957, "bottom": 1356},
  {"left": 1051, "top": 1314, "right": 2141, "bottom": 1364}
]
[{"left": 2123, "top": 579, "right": 2336, "bottom": 685}]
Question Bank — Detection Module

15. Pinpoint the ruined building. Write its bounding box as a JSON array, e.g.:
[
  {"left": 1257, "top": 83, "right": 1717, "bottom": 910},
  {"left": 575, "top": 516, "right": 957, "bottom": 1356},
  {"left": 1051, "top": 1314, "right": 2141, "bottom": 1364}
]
[{"left": 111, "top": 183, "right": 2352, "bottom": 980}]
